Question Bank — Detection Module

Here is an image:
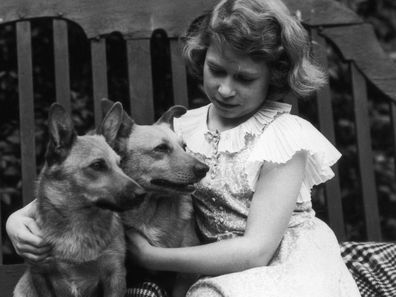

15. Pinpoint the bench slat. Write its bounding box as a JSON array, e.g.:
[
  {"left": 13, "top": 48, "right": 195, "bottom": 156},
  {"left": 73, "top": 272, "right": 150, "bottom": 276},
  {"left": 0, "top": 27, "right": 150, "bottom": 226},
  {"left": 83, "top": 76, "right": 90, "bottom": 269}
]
[
  {"left": 170, "top": 39, "right": 189, "bottom": 108},
  {"left": 17, "top": 21, "right": 36, "bottom": 206},
  {"left": 91, "top": 38, "right": 108, "bottom": 126},
  {"left": 390, "top": 102, "right": 396, "bottom": 174},
  {"left": 351, "top": 63, "right": 381, "bottom": 241},
  {"left": 312, "top": 30, "right": 345, "bottom": 240},
  {"left": 53, "top": 19, "right": 71, "bottom": 113},
  {"left": 126, "top": 39, "right": 154, "bottom": 124},
  {"left": 0, "top": 195, "right": 2, "bottom": 264}
]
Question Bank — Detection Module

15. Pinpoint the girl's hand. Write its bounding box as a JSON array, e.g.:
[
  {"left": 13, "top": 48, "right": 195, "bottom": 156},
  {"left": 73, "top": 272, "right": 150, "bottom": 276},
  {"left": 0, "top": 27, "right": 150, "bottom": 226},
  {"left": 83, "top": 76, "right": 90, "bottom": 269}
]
[
  {"left": 126, "top": 231, "right": 153, "bottom": 267},
  {"left": 5, "top": 203, "right": 51, "bottom": 263}
]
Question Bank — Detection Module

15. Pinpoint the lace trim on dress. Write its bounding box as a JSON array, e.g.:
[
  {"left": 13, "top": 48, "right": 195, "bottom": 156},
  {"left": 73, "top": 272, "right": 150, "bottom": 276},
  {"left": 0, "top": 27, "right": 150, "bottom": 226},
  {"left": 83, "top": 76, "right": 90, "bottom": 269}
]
[
  {"left": 173, "top": 101, "right": 292, "bottom": 156},
  {"left": 246, "top": 114, "right": 342, "bottom": 202}
]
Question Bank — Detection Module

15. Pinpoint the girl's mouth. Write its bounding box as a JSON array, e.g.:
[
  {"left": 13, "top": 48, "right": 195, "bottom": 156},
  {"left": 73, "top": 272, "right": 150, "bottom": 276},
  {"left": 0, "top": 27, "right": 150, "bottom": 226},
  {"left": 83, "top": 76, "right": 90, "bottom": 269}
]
[{"left": 214, "top": 99, "right": 238, "bottom": 109}]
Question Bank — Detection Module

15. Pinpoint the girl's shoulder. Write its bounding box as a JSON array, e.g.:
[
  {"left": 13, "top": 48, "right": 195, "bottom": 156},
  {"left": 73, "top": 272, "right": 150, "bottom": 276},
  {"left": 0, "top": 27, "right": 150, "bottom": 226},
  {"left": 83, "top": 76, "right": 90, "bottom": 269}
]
[
  {"left": 246, "top": 112, "right": 342, "bottom": 198},
  {"left": 267, "top": 112, "right": 315, "bottom": 135},
  {"left": 252, "top": 112, "right": 341, "bottom": 165}
]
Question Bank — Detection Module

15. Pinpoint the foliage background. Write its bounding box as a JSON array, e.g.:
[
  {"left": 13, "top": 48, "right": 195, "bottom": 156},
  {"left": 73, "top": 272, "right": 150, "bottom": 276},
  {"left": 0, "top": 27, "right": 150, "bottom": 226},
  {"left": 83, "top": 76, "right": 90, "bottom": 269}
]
[
  {"left": 0, "top": 0, "right": 395, "bottom": 263},
  {"left": 327, "top": 0, "right": 396, "bottom": 241}
]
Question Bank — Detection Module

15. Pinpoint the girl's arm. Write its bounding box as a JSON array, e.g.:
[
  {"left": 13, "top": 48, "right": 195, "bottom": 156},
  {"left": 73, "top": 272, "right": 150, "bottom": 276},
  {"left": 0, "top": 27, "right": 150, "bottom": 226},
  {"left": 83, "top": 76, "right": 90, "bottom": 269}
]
[
  {"left": 130, "top": 151, "right": 307, "bottom": 276},
  {"left": 5, "top": 199, "right": 51, "bottom": 262}
]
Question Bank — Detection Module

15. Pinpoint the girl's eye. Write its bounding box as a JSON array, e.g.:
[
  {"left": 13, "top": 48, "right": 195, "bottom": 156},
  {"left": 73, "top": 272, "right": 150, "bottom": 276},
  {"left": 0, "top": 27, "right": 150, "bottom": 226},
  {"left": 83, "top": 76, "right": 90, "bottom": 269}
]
[
  {"left": 209, "top": 66, "right": 225, "bottom": 76},
  {"left": 236, "top": 75, "right": 255, "bottom": 83},
  {"left": 154, "top": 143, "right": 170, "bottom": 153},
  {"left": 89, "top": 159, "right": 108, "bottom": 171}
]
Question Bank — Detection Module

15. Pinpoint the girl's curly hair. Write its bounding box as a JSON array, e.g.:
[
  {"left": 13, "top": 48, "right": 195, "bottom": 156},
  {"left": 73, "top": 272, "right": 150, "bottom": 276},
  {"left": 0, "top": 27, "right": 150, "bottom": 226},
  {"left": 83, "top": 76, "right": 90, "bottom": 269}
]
[{"left": 182, "top": 0, "right": 326, "bottom": 99}]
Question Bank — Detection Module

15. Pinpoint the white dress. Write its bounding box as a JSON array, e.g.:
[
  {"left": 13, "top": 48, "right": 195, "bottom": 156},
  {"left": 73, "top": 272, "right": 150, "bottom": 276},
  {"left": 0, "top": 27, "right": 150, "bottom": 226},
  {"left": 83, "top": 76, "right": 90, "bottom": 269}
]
[{"left": 173, "top": 101, "right": 361, "bottom": 297}]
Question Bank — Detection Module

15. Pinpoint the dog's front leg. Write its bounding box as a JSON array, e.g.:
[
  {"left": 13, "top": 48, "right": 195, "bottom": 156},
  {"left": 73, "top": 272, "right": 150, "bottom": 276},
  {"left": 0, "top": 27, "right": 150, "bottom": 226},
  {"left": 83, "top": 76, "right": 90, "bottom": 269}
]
[
  {"left": 101, "top": 267, "right": 126, "bottom": 297},
  {"left": 31, "top": 270, "right": 56, "bottom": 297},
  {"left": 100, "top": 255, "right": 127, "bottom": 297}
]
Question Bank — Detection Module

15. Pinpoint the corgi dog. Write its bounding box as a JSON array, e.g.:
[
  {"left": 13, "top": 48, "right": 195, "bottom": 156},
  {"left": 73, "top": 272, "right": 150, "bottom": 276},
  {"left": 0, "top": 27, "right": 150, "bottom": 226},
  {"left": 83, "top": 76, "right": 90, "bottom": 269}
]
[
  {"left": 14, "top": 102, "right": 146, "bottom": 297},
  {"left": 101, "top": 99, "right": 209, "bottom": 297}
]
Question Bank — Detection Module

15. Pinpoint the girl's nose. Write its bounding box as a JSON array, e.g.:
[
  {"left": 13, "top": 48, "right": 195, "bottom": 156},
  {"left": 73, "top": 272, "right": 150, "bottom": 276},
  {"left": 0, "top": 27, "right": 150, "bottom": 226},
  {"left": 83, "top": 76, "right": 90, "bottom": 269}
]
[{"left": 218, "top": 79, "right": 236, "bottom": 98}]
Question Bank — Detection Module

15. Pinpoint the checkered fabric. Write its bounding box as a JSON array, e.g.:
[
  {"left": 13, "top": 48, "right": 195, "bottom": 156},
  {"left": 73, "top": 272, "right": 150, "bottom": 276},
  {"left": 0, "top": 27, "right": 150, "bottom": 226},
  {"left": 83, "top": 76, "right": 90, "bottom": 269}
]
[
  {"left": 126, "top": 282, "right": 168, "bottom": 297},
  {"left": 340, "top": 241, "right": 396, "bottom": 297}
]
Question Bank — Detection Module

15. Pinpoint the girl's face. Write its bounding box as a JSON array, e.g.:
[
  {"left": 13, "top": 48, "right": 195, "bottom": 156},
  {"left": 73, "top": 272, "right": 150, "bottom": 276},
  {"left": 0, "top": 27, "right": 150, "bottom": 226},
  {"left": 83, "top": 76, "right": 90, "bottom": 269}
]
[{"left": 203, "top": 41, "right": 270, "bottom": 122}]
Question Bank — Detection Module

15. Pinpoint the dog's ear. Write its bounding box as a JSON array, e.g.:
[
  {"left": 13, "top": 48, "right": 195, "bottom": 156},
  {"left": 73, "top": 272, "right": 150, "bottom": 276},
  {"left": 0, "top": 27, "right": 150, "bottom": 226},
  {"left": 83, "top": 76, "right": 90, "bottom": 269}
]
[
  {"left": 118, "top": 109, "right": 134, "bottom": 138},
  {"left": 97, "top": 102, "right": 124, "bottom": 146},
  {"left": 101, "top": 98, "right": 134, "bottom": 138},
  {"left": 155, "top": 105, "right": 187, "bottom": 130},
  {"left": 46, "top": 103, "right": 76, "bottom": 165},
  {"left": 101, "top": 98, "right": 116, "bottom": 118}
]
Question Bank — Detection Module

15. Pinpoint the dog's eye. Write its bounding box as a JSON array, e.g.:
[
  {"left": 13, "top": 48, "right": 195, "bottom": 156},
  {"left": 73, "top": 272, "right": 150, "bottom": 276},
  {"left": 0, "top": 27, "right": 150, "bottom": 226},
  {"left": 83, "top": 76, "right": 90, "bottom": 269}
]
[
  {"left": 182, "top": 143, "right": 187, "bottom": 151},
  {"left": 154, "top": 143, "right": 170, "bottom": 153},
  {"left": 89, "top": 159, "right": 108, "bottom": 171}
]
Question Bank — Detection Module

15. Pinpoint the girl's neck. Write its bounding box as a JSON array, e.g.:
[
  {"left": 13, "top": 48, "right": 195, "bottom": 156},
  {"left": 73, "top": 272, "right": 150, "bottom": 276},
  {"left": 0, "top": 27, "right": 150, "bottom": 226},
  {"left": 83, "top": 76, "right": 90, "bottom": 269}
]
[{"left": 207, "top": 104, "right": 259, "bottom": 133}]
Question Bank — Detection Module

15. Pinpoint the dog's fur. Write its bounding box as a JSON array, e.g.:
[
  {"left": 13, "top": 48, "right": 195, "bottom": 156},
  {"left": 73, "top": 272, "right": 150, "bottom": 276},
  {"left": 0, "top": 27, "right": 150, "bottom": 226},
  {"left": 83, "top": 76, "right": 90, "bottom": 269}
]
[
  {"left": 101, "top": 99, "right": 209, "bottom": 296},
  {"left": 14, "top": 103, "right": 146, "bottom": 297}
]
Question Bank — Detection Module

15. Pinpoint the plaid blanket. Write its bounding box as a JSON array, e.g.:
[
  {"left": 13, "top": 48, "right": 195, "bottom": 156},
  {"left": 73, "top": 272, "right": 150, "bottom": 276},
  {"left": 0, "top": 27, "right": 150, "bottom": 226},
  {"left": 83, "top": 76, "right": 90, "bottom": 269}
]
[
  {"left": 126, "top": 241, "right": 395, "bottom": 297},
  {"left": 126, "top": 281, "right": 168, "bottom": 297},
  {"left": 340, "top": 241, "right": 396, "bottom": 297}
]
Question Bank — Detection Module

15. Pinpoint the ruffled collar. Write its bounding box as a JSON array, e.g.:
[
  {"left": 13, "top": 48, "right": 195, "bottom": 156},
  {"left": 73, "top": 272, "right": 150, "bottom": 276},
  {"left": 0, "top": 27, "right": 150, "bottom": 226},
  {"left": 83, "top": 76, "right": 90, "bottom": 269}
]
[{"left": 174, "top": 100, "right": 291, "bottom": 156}]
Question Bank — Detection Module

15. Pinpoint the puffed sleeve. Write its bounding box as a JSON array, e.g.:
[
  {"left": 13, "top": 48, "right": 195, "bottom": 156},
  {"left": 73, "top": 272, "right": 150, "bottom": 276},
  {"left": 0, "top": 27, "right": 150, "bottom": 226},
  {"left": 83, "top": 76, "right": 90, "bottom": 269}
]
[{"left": 246, "top": 114, "right": 341, "bottom": 203}]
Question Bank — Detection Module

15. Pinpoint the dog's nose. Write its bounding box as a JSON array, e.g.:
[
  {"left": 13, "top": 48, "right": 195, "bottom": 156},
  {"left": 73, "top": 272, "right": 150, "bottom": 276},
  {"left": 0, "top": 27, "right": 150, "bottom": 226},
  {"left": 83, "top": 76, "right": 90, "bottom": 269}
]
[
  {"left": 194, "top": 162, "right": 210, "bottom": 179},
  {"left": 134, "top": 187, "right": 146, "bottom": 197},
  {"left": 126, "top": 181, "right": 146, "bottom": 197},
  {"left": 121, "top": 190, "right": 146, "bottom": 210}
]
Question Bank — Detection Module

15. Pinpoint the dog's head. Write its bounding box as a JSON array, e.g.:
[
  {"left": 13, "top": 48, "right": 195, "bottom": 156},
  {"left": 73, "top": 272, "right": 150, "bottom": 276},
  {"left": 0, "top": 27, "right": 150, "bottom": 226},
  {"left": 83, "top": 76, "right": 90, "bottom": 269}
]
[
  {"left": 101, "top": 99, "right": 209, "bottom": 195},
  {"left": 41, "top": 103, "right": 146, "bottom": 211}
]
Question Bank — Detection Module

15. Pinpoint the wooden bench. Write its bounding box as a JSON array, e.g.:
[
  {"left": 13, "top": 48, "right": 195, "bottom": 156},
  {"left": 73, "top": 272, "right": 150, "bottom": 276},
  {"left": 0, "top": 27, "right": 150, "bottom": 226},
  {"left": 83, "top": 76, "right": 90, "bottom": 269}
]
[{"left": 1, "top": 0, "right": 396, "bottom": 295}]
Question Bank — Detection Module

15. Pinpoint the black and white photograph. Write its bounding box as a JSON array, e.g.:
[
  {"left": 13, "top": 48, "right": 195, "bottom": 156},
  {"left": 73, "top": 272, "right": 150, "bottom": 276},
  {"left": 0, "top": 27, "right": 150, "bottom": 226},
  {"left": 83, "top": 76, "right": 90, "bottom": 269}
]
[{"left": 0, "top": 0, "right": 395, "bottom": 296}]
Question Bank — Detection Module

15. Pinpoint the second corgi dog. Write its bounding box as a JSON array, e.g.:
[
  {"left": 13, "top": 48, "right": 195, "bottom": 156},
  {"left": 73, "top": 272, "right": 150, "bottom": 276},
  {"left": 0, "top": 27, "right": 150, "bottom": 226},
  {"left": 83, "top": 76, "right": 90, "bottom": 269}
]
[{"left": 102, "top": 99, "right": 209, "bottom": 297}]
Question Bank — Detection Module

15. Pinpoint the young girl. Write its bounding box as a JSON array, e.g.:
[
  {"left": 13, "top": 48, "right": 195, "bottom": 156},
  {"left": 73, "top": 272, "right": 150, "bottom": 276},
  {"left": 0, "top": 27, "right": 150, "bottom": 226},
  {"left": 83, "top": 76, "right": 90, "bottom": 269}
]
[
  {"left": 128, "top": 0, "right": 361, "bottom": 296},
  {"left": 6, "top": 0, "right": 361, "bottom": 296}
]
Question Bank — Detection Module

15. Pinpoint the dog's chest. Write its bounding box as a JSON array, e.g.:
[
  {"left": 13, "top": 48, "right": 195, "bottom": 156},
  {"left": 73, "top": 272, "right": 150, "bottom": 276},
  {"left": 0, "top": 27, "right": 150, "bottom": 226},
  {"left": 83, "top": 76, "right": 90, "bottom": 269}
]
[
  {"left": 45, "top": 214, "right": 123, "bottom": 262},
  {"left": 145, "top": 196, "right": 193, "bottom": 247},
  {"left": 52, "top": 261, "right": 102, "bottom": 297},
  {"left": 52, "top": 235, "right": 107, "bottom": 262},
  {"left": 123, "top": 194, "right": 194, "bottom": 248}
]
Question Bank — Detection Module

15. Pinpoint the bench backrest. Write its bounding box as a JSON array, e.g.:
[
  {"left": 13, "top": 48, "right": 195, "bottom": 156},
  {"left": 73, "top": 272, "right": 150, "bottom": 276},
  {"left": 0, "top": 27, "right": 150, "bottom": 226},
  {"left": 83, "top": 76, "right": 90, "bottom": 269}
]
[{"left": 1, "top": 0, "right": 396, "bottom": 294}]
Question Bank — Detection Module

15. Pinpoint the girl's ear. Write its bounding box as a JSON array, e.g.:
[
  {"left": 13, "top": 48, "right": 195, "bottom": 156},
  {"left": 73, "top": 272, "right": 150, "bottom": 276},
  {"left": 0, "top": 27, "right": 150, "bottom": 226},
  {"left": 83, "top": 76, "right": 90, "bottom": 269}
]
[
  {"left": 155, "top": 105, "right": 187, "bottom": 130},
  {"left": 46, "top": 103, "right": 76, "bottom": 165}
]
